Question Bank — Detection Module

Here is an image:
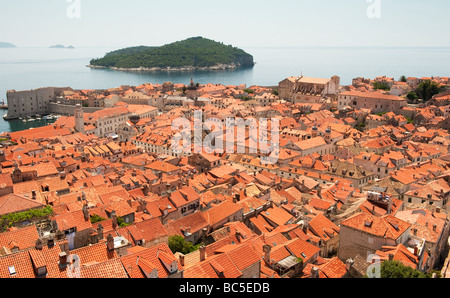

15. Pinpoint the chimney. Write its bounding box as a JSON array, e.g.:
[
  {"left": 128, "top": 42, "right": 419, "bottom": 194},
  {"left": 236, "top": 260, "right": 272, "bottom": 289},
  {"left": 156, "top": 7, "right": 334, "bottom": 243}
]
[
  {"left": 263, "top": 244, "right": 272, "bottom": 264},
  {"left": 179, "top": 254, "right": 185, "bottom": 267},
  {"left": 414, "top": 246, "right": 419, "bottom": 256},
  {"left": 47, "top": 235, "right": 55, "bottom": 247},
  {"left": 97, "top": 224, "right": 104, "bottom": 240},
  {"left": 236, "top": 230, "right": 242, "bottom": 243},
  {"left": 59, "top": 241, "right": 70, "bottom": 255},
  {"left": 310, "top": 266, "right": 319, "bottom": 278},
  {"left": 413, "top": 228, "right": 417, "bottom": 236},
  {"left": 59, "top": 251, "right": 68, "bottom": 268},
  {"left": 106, "top": 234, "right": 115, "bottom": 251},
  {"left": 199, "top": 245, "right": 206, "bottom": 262},
  {"left": 111, "top": 211, "right": 118, "bottom": 229},
  {"left": 388, "top": 254, "right": 394, "bottom": 261},
  {"left": 302, "top": 223, "right": 308, "bottom": 234},
  {"left": 82, "top": 204, "right": 90, "bottom": 221},
  {"left": 35, "top": 238, "right": 44, "bottom": 250},
  {"left": 432, "top": 225, "right": 437, "bottom": 232}
]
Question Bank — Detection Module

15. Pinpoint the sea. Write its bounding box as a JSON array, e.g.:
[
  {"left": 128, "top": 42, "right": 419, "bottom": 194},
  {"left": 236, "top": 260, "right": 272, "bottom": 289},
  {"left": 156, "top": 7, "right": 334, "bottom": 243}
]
[{"left": 1, "top": 46, "right": 450, "bottom": 133}]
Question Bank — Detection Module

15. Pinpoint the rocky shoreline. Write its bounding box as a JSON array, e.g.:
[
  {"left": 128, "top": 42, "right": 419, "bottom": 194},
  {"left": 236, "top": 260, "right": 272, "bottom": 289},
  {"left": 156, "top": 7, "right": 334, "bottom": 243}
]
[{"left": 86, "top": 62, "right": 253, "bottom": 72}]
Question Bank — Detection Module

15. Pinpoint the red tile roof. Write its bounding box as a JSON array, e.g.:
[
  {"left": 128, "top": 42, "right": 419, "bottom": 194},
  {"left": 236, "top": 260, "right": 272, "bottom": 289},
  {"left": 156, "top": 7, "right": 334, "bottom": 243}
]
[
  {"left": 0, "top": 194, "right": 45, "bottom": 216},
  {"left": 120, "top": 242, "right": 182, "bottom": 278},
  {"left": 51, "top": 209, "right": 93, "bottom": 232},
  {"left": 302, "top": 257, "right": 348, "bottom": 278},
  {"left": 341, "top": 213, "right": 411, "bottom": 240},
  {"left": 0, "top": 250, "right": 35, "bottom": 278},
  {"left": 202, "top": 201, "right": 243, "bottom": 227},
  {"left": 0, "top": 225, "right": 39, "bottom": 251}
]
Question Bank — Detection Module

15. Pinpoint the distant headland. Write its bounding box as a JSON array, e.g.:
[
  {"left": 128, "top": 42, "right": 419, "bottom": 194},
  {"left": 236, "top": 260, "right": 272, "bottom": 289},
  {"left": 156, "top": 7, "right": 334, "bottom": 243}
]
[
  {"left": 87, "top": 37, "right": 255, "bottom": 72},
  {"left": 0, "top": 42, "right": 17, "bottom": 48},
  {"left": 50, "top": 45, "right": 75, "bottom": 49}
]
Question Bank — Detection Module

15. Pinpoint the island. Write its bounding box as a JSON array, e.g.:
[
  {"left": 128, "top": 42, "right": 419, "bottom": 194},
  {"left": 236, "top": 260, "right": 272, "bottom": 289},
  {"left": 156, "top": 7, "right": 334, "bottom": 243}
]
[
  {"left": 88, "top": 36, "right": 255, "bottom": 72},
  {"left": 0, "top": 42, "right": 17, "bottom": 48},
  {"left": 50, "top": 45, "right": 75, "bottom": 49}
]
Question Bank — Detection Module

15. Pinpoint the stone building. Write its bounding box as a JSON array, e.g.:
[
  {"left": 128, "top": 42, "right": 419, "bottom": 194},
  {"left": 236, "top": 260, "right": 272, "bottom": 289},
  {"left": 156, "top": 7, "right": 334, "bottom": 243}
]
[
  {"left": 337, "top": 90, "right": 407, "bottom": 114},
  {"left": 278, "top": 75, "right": 340, "bottom": 103},
  {"left": 338, "top": 213, "right": 411, "bottom": 263},
  {"left": 5, "top": 87, "right": 70, "bottom": 119}
]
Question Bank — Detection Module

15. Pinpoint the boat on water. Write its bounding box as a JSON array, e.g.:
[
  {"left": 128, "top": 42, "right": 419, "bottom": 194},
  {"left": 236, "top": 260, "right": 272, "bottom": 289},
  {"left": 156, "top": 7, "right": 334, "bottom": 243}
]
[
  {"left": 0, "top": 100, "right": 7, "bottom": 110},
  {"left": 43, "top": 114, "right": 58, "bottom": 120}
]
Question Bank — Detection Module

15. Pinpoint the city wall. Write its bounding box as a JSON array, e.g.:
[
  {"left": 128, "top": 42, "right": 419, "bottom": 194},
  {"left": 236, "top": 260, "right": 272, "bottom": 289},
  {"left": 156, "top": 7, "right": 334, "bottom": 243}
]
[{"left": 49, "top": 102, "right": 102, "bottom": 115}]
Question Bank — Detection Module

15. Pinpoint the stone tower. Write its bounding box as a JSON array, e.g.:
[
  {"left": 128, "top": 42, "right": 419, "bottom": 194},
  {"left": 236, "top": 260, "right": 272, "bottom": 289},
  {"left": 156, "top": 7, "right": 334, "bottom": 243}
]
[{"left": 74, "top": 104, "right": 84, "bottom": 134}]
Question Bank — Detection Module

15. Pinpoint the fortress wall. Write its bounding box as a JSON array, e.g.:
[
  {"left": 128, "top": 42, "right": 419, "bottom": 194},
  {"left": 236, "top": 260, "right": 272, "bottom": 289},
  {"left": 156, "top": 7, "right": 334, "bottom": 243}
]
[
  {"left": 5, "top": 87, "right": 72, "bottom": 119},
  {"left": 49, "top": 102, "right": 102, "bottom": 115}
]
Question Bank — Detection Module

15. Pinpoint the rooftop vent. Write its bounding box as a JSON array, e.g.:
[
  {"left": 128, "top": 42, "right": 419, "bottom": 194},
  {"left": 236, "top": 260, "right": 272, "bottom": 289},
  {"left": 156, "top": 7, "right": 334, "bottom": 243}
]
[{"left": 8, "top": 266, "right": 16, "bottom": 276}]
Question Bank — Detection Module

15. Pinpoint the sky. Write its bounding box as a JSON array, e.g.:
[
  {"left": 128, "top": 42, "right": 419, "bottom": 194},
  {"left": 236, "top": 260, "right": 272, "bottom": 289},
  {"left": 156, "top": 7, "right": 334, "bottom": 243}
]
[{"left": 1, "top": 0, "right": 450, "bottom": 49}]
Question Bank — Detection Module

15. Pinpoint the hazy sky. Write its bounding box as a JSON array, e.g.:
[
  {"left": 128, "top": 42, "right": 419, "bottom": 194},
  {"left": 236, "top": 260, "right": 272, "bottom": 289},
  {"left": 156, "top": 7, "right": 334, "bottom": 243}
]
[{"left": 1, "top": 0, "right": 449, "bottom": 49}]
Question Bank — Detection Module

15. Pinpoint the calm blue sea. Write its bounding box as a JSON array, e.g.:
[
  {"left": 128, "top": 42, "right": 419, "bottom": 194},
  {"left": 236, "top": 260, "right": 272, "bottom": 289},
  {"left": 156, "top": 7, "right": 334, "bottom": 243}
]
[{"left": 1, "top": 46, "right": 450, "bottom": 132}]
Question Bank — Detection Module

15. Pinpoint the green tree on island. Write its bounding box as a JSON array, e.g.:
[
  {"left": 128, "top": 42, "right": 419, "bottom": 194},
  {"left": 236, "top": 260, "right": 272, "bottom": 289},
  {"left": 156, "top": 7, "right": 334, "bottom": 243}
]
[{"left": 89, "top": 37, "right": 255, "bottom": 69}]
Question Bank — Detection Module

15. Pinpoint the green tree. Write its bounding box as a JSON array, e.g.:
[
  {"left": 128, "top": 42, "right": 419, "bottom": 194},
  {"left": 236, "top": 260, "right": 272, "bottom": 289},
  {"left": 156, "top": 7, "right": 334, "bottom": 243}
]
[
  {"left": 168, "top": 235, "right": 199, "bottom": 255},
  {"left": 0, "top": 206, "right": 53, "bottom": 232},
  {"left": 90, "top": 214, "right": 106, "bottom": 224},
  {"left": 407, "top": 91, "right": 419, "bottom": 101},
  {"left": 373, "top": 81, "right": 390, "bottom": 91},
  {"left": 117, "top": 216, "right": 131, "bottom": 228},
  {"left": 380, "top": 260, "right": 430, "bottom": 278},
  {"left": 414, "top": 80, "right": 445, "bottom": 101},
  {"left": 399, "top": 75, "right": 407, "bottom": 82}
]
